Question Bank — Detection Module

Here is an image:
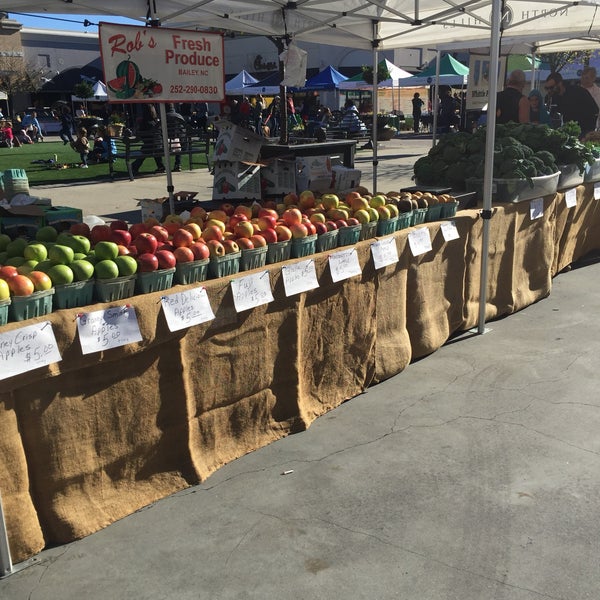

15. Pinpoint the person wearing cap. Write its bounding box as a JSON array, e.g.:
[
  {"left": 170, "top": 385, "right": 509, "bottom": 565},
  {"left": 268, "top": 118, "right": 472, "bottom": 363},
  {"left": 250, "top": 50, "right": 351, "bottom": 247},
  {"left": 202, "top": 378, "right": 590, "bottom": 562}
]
[
  {"left": 496, "top": 69, "right": 529, "bottom": 124},
  {"left": 544, "top": 71, "right": 598, "bottom": 135}
]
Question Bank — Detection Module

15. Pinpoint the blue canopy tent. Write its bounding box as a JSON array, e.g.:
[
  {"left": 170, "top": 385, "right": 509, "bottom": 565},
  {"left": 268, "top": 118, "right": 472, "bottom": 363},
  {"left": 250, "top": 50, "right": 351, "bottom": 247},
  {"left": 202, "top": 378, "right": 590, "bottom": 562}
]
[{"left": 299, "top": 65, "right": 348, "bottom": 91}]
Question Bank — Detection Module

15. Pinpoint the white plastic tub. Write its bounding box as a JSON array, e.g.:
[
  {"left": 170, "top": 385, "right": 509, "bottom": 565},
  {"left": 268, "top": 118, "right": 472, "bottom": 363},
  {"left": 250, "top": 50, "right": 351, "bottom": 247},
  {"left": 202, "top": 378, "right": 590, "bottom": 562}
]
[
  {"left": 584, "top": 158, "right": 600, "bottom": 183},
  {"left": 557, "top": 164, "right": 584, "bottom": 190},
  {"left": 466, "top": 172, "right": 560, "bottom": 203}
]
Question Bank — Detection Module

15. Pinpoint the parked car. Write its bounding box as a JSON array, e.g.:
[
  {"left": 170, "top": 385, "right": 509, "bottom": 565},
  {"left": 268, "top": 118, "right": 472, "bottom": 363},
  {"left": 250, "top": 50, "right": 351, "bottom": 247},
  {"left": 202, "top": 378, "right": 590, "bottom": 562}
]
[{"left": 26, "top": 108, "right": 62, "bottom": 135}]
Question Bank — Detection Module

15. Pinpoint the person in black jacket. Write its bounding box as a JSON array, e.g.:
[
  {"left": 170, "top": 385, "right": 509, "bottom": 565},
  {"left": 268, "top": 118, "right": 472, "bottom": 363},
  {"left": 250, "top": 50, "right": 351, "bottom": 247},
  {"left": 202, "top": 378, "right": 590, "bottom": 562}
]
[
  {"left": 165, "top": 103, "right": 187, "bottom": 172},
  {"left": 496, "top": 69, "right": 530, "bottom": 124},
  {"left": 131, "top": 104, "right": 165, "bottom": 175}
]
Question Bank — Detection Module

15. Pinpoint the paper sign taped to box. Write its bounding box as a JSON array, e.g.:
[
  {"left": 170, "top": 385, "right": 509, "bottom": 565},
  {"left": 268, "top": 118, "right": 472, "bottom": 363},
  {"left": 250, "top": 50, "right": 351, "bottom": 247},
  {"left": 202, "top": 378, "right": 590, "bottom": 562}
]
[{"left": 213, "top": 121, "right": 263, "bottom": 163}]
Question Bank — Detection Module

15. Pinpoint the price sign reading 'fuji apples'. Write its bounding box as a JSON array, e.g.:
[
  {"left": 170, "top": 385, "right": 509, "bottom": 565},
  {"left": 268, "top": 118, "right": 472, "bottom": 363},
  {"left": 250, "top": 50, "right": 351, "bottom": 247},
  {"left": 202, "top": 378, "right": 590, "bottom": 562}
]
[
  {"left": 161, "top": 287, "right": 215, "bottom": 331},
  {"left": 77, "top": 306, "right": 142, "bottom": 355},
  {"left": 99, "top": 23, "right": 224, "bottom": 103},
  {"left": 0, "top": 322, "right": 61, "bottom": 381},
  {"left": 328, "top": 248, "right": 362, "bottom": 282},
  {"left": 231, "top": 271, "right": 274, "bottom": 312},
  {"left": 282, "top": 260, "right": 319, "bottom": 297},
  {"left": 370, "top": 238, "right": 399, "bottom": 269}
]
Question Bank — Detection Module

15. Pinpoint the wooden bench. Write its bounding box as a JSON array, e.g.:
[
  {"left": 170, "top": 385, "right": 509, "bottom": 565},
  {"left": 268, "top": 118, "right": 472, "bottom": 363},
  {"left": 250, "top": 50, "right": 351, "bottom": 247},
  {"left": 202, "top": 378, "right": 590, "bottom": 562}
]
[{"left": 107, "top": 125, "right": 213, "bottom": 181}]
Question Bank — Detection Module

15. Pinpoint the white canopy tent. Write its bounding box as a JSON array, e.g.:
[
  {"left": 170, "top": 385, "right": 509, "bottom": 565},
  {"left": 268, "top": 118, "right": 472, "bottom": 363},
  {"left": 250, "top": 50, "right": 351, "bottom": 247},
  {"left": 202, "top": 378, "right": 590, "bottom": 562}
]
[
  {"left": 71, "top": 80, "right": 109, "bottom": 102},
  {"left": 0, "top": 2, "right": 598, "bottom": 331}
]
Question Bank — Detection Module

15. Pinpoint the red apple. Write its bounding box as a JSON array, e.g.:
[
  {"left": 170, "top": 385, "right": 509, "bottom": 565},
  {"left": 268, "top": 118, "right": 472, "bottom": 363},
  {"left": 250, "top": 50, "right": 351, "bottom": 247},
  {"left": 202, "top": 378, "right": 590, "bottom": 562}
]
[
  {"left": 335, "top": 219, "right": 348, "bottom": 229},
  {"left": 275, "top": 225, "right": 293, "bottom": 242},
  {"left": 249, "top": 234, "right": 267, "bottom": 248},
  {"left": 137, "top": 253, "right": 159, "bottom": 272},
  {"left": 172, "top": 228, "right": 194, "bottom": 248},
  {"left": 283, "top": 192, "right": 298, "bottom": 206},
  {"left": 325, "top": 220, "right": 338, "bottom": 231},
  {"left": 222, "top": 239, "right": 240, "bottom": 254},
  {"left": 257, "top": 215, "right": 277, "bottom": 231},
  {"left": 8, "top": 274, "right": 35, "bottom": 296},
  {"left": 233, "top": 204, "right": 253, "bottom": 219},
  {"left": 262, "top": 200, "right": 278, "bottom": 210},
  {"left": 258, "top": 228, "right": 278, "bottom": 244},
  {"left": 314, "top": 222, "right": 328, "bottom": 235},
  {"left": 236, "top": 237, "right": 255, "bottom": 250},
  {"left": 110, "top": 229, "right": 132, "bottom": 247},
  {"left": 110, "top": 219, "right": 129, "bottom": 232},
  {"left": 227, "top": 214, "right": 248, "bottom": 230},
  {"left": 190, "top": 241, "right": 210, "bottom": 260},
  {"left": 90, "top": 225, "right": 112, "bottom": 245},
  {"left": 117, "top": 244, "right": 131, "bottom": 256},
  {"left": 298, "top": 190, "right": 316, "bottom": 209},
  {"left": 258, "top": 207, "right": 278, "bottom": 220},
  {"left": 0, "top": 265, "right": 19, "bottom": 280},
  {"left": 155, "top": 249, "right": 177, "bottom": 269},
  {"left": 127, "top": 245, "right": 138, "bottom": 256},
  {"left": 182, "top": 223, "right": 202, "bottom": 240},
  {"left": 290, "top": 223, "right": 309, "bottom": 239},
  {"left": 190, "top": 206, "right": 208, "bottom": 220},
  {"left": 282, "top": 208, "right": 303, "bottom": 227},
  {"left": 173, "top": 247, "right": 195, "bottom": 263},
  {"left": 69, "top": 222, "right": 91, "bottom": 237},
  {"left": 207, "top": 209, "right": 228, "bottom": 223},
  {"left": 129, "top": 222, "right": 148, "bottom": 239},
  {"left": 149, "top": 225, "right": 170, "bottom": 243},
  {"left": 201, "top": 224, "right": 224, "bottom": 242},
  {"left": 305, "top": 222, "right": 317, "bottom": 236},
  {"left": 164, "top": 222, "right": 182, "bottom": 236},
  {"left": 219, "top": 202, "right": 235, "bottom": 216},
  {"left": 157, "top": 243, "right": 175, "bottom": 253},
  {"left": 207, "top": 239, "right": 225, "bottom": 257},
  {"left": 133, "top": 232, "right": 159, "bottom": 255}
]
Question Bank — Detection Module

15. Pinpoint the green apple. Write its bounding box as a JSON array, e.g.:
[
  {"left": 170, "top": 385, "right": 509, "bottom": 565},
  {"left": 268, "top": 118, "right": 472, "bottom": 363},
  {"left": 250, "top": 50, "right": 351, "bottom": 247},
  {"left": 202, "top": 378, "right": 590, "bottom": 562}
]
[
  {"left": 0, "top": 233, "right": 11, "bottom": 252},
  {"left": 24, "top": 242, "right": 48, "bottom": 262},
  {"left": 94, "top": 259, "right": 120, "bottom": 279},
  {"left": 6, "top": 238, "right": 27, "bottom": 258},
  {"left": 34, "top": 260, "right": 54, "bottom": 273},
  {"left": 94, "top": 241, "right": 119, "bottom": 261},
  {"left": 70, "top": 259, "right": 95, "bottom": 282},
  {"left": 47, "top": 264, "right": 74, "bottom": 285},
  {"left": 49, "top": 244, "right": 75, "bottom": 265},
  {"left": 57, "top": 233, "right": 91, "bottom": 255},
  {"left": 17, "top": 260, "right": 39, "bottom": 274},
  {"left": 369, "top": 195, "right": 387, "bottom": 209},
  {"left": 5, "top": 256, "right": 26, "bottom": 267},
  {"left": 114, "top": 255, "right": 138, "bottom": 276},
  {"left": 35, "top": 225, "right": 58, "bottom": 243}
]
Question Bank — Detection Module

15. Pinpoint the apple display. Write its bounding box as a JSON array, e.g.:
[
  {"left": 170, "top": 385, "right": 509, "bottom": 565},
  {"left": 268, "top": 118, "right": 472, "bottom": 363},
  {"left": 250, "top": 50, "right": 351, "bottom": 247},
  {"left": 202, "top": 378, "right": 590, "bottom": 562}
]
[
  {"left": 190, "top": 241, "right": 210, "bottom": 260},
  {"left": 110, "top": 229, "right": 132, "bottom": 247},
  {"left": 235, "top": 237, "right": 255, "bottom": 250},
  {"left": 137, "top": 253, "right": 159, "bottom": 272},
  {"left": 222, "top": 239, "right": 240, "bottom": 254},
  {"left": 207, "top": 240, "right": 225, "bottom": 257},
  {"left": 257, "top": 228, "right": 278, "bottom": 244},
  {"left": 234, "top": 221, "right": 255, "bottom": 239},
  {"left": 282, "top": 208, "right": 302, "bottom": 227},
  {"left": 290, "top": 223, "right": 309, "bottom": 239},
  {"left": 155, "top": 249, "right": 177, "bottom": 269},
  {"left": 149, "top": 225, "right": 170, "bottom": 243},
  {"left": 133, "top": 233, "right": 159, "bottom": 255},
  {"left": 275, "top": 225, "right": 293, "bottom": 242},
  {"left": 90, "top": 224, "right": 112, "bottom": 245},
  {"left": 172, "top": 228, "right": 195, "bottom": 248},
  {"left": 201, "top": 225, "right": 225, "bottom": 242}
]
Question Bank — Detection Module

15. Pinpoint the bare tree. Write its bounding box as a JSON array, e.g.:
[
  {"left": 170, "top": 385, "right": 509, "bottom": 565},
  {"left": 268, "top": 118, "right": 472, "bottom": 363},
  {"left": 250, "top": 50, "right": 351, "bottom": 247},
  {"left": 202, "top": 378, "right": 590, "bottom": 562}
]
[
  {"left": 544, "top": 51, "right": 593, "bottom": 75},
  {"left": 0, "top": 56, "right": 46, "bottom": 114}
]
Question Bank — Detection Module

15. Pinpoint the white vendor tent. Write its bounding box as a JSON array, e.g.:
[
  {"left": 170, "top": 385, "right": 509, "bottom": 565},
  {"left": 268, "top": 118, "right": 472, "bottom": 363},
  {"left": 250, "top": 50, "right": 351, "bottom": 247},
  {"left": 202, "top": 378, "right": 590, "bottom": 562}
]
[
  {"left": 339, "top": 59, "right": 413, "bottom": 91},
  {"left": 71, "top": 80, "right": 109, "bottom": 102},
  {"left": 225, "top": 70, "right": 259, "bottom": 95}
]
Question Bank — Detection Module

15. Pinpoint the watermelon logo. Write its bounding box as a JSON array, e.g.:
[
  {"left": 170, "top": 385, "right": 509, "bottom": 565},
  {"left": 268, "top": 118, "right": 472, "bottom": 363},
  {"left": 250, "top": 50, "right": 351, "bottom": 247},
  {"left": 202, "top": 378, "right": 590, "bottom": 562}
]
[{"left": 107, "top": 59, "right": 163, "bottom": 99}]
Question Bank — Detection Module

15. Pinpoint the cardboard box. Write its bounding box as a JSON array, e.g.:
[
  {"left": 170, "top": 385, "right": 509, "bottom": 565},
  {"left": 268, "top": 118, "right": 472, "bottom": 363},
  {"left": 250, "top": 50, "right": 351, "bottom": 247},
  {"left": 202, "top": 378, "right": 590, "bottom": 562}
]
[
  {"left": 137, "top": 191, "right": 199, "bottom": 221},
  {"left": 212, "top": 161, "right": 262, "bottom": 201},
  {"left": 212, "top": 121, "right": 263, "bottom": 163},
  {"left": 295, "top": 155, "right": 333, "bottom": 193},
  {"left": 331, "top": 166, "right": 362, "bottom": 192},
  {"left": 43, "top": 206, "right": 83, "bottom": 231},
  {"left": 261, "top": 159, "right": 296, "bottom": 197}
]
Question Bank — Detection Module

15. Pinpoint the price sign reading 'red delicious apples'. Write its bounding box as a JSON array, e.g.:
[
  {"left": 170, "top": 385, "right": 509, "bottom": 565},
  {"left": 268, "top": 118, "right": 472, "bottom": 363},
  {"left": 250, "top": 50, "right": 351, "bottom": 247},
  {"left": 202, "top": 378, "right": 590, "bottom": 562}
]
[
  {"left": 99, "top": 23, "right": 225, "bottom": 103},
  {"left": 161, "top": 287, "right": 215, "bottom": 332},
  {"left": 0, "top": 322, "right": 62, "bottom": 381},
  {"left": 77, "top": 306, "right": 143, "bottom": 355}
]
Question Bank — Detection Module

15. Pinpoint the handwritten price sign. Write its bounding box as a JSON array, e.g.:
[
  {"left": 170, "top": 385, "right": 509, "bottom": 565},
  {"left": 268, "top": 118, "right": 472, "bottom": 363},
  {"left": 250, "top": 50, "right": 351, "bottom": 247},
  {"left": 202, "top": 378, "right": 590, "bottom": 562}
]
[
  {"left": 328, "top": 248, "right": 362, "bottom": 282},
  {"left": 230, "top": 271, "right": 274, "bottom": 312},
  {"left": 282, "top": 260, "right": 319, "bottom": 296},
  {"left": 77, "top": 306, "right": 143, "bottom": 355},
  {"left": 161, "top": 287, "right": 215, "bottom": 331},
  {"left": 0, "top": 321, "right": 62, "bottom": 380},
  {"left": 370, "top": 238, "right": 399, "bottom": 269}
]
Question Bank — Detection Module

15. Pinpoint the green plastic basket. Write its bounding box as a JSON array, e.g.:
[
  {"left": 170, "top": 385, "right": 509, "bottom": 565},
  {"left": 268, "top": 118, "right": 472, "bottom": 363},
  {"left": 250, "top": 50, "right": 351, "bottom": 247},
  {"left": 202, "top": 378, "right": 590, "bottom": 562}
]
[
  {"left": 316, "top": 229, "right": 338, "bottom": 252},
  {"left": 359, "top": 221, "right": 378, "bottom": 241},
  {"left": 337, "top": 224, "right": 361, "bottom": 247},
  {"left": 376, "top": 216, "right": 399, "bottom": 237},
  {"left": 266, "top": 240, "right": 291, "bottom": 264},
  {"left": 8, "top": 289, "right": 54, "bottom": 322},
  {"left": 411, "top": 208, "right": 428, "bottom": 226},
  {"left": 54, "top": 280, "right": 95, "bottom": 310},
  {"left": 0, "top": 298, "right": 10, "bottom": 326},
  {"left": 396, "top": 212, "right": 413, "bottom": 231},
  {"left": 174, "top": 258, "right": 209, "bottom": 285},
  {"left": 241, "top": 246, "right": 268, "bottom": 271},
  {"left": 208, "top": 252, "right": 241, "bottom": 278},
  {"left": 94, "top": 275, "right": 136, "bottom": 303},
  {"left": 425, "top": 204, "right": 443, "bottom": 222},
  {"left": 440, "top": 201, "right": 458, "bottom": 219},
  {"left": 135, "top": 267, "right": 175, "bottom": 294},
  {"left": 291, "top": 234, "right": 317, "bottom": 258}
]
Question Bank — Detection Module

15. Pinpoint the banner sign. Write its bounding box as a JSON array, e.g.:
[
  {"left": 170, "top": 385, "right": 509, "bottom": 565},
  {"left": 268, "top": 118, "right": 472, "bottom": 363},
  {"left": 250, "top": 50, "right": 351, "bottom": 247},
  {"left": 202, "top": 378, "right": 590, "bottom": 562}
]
[
  {"left": 99, "top": 23, "right": 224, "bottom": 103},
  {"left": 466, "top": 55, "right": 506, "bottom": 111}
]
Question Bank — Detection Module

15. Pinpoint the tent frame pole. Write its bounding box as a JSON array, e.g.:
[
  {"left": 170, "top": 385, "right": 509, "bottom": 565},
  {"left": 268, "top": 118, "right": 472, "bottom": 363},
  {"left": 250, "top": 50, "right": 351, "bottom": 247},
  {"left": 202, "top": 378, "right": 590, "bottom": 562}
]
[
  {"left": 477, "top": 0, "right": 502, "bottom": 334},
  {"left": 371, "top": 20, "right": 379, "bottom": 193}
]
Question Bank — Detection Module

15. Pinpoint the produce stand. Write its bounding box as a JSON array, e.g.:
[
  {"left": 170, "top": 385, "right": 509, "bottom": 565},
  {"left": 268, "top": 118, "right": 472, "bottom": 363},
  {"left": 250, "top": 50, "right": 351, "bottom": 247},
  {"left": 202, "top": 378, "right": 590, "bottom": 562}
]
[{"left": 1, "top": 182, "right": 599, "bottom": 566}]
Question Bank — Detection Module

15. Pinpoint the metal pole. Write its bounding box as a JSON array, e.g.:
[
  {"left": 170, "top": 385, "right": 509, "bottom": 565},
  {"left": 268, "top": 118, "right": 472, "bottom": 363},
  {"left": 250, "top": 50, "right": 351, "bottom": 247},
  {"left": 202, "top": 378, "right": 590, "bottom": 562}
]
[
  {"left": 158, "top": 102, "right": 175, "bottom": 216},
  {"left": 431, "top": 49, "right": 441, "bottom": 147},
  {"left": 371, "top": 20, "right": 379, "bottom": 193},
  {"left": 0, "top": 491, "right": 13, "bottom": 578},
  {"left": 477, "top": 0, "right": 502, "bottom": 334}
]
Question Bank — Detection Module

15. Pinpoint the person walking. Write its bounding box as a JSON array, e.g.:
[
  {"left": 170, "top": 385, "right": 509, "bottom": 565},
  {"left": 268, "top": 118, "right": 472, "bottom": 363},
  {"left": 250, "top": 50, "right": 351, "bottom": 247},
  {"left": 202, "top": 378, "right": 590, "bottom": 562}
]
[
  {"left": 131, "top": 104, "right": 165, "bottom": 176},
  {"left": 58, "top": 106, "right": 75, "bottom": 145},
  {"left": 496, "top": 69, "right": 530, "bottom": 124},
  {"left": 411, "top": 92, "right": 424, "bottom": 133},
  {"left": 165, "top": 103, "right": 187, "bottom": 172}
]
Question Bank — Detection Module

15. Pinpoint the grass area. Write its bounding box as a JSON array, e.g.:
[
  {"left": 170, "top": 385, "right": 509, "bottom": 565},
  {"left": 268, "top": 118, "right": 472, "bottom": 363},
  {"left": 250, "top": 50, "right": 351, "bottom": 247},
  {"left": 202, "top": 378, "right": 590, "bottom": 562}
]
[{"left": 0, "top": 136, "right": 209, "bottom": 187}]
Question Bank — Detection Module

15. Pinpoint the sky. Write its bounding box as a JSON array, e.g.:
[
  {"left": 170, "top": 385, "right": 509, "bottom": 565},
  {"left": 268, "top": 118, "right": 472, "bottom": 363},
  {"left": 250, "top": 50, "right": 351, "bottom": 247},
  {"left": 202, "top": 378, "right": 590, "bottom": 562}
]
[{"left": 8, "top": 12, "right": 140, "bottom": 31}]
